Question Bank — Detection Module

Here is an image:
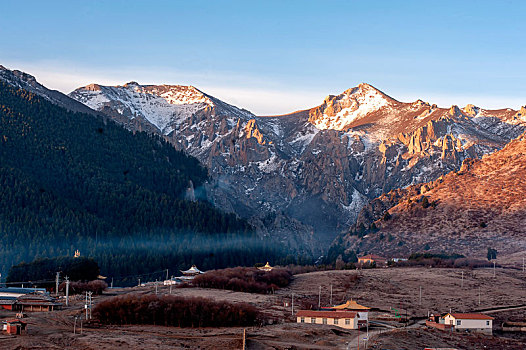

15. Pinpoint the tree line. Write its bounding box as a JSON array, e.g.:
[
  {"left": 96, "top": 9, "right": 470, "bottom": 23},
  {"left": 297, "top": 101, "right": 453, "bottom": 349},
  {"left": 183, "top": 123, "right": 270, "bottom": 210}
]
[{"left": 0, "top": 81, "right": 307, "bottom": 281}]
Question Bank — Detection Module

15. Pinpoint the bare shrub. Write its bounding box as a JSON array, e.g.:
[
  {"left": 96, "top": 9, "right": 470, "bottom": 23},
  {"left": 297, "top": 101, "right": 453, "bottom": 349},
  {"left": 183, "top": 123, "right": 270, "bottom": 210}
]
[
  {"left": 192, "top": 267, "right": 292, "bottom": 294},
  {"left": 59, "top": 280, "right": 108, "bottom": 295},
  {"left": 93, "top": 294, "right": 260, "bottom": 327}
]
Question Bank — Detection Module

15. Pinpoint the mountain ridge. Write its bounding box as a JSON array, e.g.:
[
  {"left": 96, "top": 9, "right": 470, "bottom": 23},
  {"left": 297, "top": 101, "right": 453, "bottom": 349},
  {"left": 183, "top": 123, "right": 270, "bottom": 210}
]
[
  {"left": 0, "top": 65, "right": 99, "bottom": 116},
  {"left": 67, "top": 76, "right": 526, "bottom": 254},
  {"left": 4, "top": 63, "right": 522, "bottom": 255}
]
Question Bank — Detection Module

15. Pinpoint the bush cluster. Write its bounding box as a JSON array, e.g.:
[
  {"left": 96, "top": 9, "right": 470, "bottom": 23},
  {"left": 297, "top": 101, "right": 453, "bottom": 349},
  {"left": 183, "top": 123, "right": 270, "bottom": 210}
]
[
  {"left": 59, "top": 280, "right": 107, "bottom": 295},
  {"left": 394, "top": 253, "right": 491, "bottom": 268},
  {"left": 93, "top": 294, "right": 260, "bottom": 327},
  {"left": 192, "top": 267, "right": 292, "bottom": 294}
]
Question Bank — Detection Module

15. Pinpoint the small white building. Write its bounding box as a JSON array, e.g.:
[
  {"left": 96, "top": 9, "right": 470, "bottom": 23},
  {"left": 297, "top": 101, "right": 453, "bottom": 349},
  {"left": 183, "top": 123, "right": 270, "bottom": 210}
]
[
  {"left": 443, "top": 313, "right": 494, "bottom": 334},
  {"left": 296, "top": 310, "right": 358, "bottom": 329}
]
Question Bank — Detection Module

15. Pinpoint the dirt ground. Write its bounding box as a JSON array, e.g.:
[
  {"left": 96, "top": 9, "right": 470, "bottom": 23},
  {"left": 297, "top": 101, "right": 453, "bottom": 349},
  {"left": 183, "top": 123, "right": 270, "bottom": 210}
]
[{"left": 1, "top": 267, "right": 525, "bottom": 349}]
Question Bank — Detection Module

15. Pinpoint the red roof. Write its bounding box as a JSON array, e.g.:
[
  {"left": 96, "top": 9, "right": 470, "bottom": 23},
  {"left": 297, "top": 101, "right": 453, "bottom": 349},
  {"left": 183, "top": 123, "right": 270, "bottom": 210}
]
[
  {"left": 6, "top": 319, "right": 26, "bottom": 324},
  {"left": 448, "top": 313, "right": 494, "bottom": 320},
  {"left": 297, "top": 310, "right": 357, "bottom": 318}
]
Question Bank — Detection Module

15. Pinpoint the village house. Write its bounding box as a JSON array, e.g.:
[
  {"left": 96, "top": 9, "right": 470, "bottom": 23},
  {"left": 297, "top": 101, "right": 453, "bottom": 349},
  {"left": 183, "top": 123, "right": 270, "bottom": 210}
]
[
  {"left": 0, "top": 297, "right": 17, "bottom": 311},
  {"left": 296, "top": 310, "right": 358, "bottom": 329},
  {"left": 357, "top": 254, "right": 387, "bottom": 265},
  {"left": 0, "top": 288, "right": 61, "bottom": 312},
  {"left": 443, "top": 313, "right": 494, "bottom": 334},
  {"left": 329, "top": 299, "right": 370, "bottom": 327},
  {"left": 15, "top": 293, "right": 62, "bottom": 312},
  {"left": 2, "top": 319, "right": 27, "bottom": 335}
]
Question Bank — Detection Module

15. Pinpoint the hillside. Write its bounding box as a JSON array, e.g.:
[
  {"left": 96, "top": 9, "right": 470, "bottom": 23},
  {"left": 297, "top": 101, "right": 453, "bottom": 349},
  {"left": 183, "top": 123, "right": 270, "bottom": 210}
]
[
  {"left": 0, "top": 78, "right": 296, "bottom": 282},
  {"left": 334, "top": 132, "right": 526, "bottom": 262},
  {"left": 71, "top": 80, "right": 526, "bottom": 253}
]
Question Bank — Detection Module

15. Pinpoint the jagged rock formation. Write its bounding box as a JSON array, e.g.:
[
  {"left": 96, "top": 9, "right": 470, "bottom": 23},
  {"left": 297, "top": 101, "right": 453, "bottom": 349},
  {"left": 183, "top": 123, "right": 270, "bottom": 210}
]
[
  {"left": 70, "top": 81, "right": 526, "bottom": 255},
  {"left": 336, "top": 132, "right": 526, "bottom": 262}
]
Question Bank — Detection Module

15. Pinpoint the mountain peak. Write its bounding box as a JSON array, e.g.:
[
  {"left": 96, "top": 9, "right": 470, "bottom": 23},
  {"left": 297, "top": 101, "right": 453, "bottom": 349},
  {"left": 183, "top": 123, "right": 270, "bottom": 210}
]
[
  {"left": 340, "top": 83, "right": 392, "bottom": 99},
  {"left": 84, "top": 83, "right": 102, "bottom": 92},
  {"left": 463, "top": 104, "right": 480, "bottom": 117},
  {"left": 123, "top": 81, "right": 140, "bottom": 87},
  {"left": 310, "top": 83, "right": 394, "bottom": 131}
]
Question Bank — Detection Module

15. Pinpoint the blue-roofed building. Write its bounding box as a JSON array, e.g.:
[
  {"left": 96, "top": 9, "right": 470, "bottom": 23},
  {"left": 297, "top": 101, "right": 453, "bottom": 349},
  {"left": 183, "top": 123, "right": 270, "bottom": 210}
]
[{"left": 0, "top": 287, "right": 47, "bottom": 298}]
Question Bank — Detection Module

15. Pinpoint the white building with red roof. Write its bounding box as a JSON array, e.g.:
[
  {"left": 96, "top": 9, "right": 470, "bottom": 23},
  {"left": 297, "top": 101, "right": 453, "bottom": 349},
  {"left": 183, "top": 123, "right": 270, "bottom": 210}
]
[{"left": 442, "top": 313, "right": 494, "bottom": 334}]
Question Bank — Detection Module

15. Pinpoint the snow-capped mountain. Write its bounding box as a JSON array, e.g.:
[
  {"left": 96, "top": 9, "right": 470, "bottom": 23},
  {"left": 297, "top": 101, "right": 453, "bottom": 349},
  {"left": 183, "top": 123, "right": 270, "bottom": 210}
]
[
  {"left": 70, "top": 82, "right": 253, "bottom": 137},
  {"left": 70, "top": 81, "right": 526, "bottom": 253}
]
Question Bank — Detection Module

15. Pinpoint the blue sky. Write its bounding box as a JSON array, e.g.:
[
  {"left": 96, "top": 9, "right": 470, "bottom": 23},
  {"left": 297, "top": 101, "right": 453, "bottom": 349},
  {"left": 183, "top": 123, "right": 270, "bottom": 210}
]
[{"left": 1, "top": 0, "right": 525, "bottom": 114}]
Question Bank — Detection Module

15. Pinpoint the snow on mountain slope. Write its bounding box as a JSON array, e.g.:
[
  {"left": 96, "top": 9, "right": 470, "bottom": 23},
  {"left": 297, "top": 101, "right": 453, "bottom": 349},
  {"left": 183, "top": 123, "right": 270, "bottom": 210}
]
[
  {"left": 70, "top": 82, "right": 254, "bottom": 136},
  {"left": 309, "top": 83, "right": 392, "bottom": 131}
]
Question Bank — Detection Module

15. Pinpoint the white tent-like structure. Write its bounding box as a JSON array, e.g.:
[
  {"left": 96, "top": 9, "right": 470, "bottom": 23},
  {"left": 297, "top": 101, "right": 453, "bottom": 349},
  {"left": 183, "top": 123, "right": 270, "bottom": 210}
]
[
  {"left": 177, "top": 265, "right": 204, "bottom": 281},
  {"left": 180, "top": 265, "right": 203, "bottom": 276}
]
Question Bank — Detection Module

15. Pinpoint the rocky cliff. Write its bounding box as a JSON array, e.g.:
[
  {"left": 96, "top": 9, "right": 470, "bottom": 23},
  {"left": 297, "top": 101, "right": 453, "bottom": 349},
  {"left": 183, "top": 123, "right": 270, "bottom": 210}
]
[
  {"left": 335, "top": 132, "right": 526, "bottom": 263},
  {"left": 69, "top": 81, "right": 526, "bottom": 255}
]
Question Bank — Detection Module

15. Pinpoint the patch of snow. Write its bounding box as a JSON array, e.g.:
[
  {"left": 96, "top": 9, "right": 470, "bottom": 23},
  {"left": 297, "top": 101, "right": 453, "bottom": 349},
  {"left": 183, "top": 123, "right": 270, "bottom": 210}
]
[
  {"left": 311, "top": 87, "right": 389, "bottom": 131},
  {"left": 341, "top": 189, "right": 367, "bottom": 217},
  {"left": 257, "top": 152, "right": 280, "bottom": 173},
  {"left": 289, "top": 126, "right": 320, "bottom": 153}
]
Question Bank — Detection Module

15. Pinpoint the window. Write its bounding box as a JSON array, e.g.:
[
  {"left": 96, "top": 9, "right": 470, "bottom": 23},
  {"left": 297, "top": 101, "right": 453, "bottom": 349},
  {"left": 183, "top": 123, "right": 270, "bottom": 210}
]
[
  {"left": 300, "top": 317, "right": 305, "bottom": 323},
  {"left": 322, "top": 318, "right": 327, "bottom": 324},
  {"left": 345, "top": 319, "right": 351, "bottom": 325},
  {"left": 486, "top": 321, "right": 490, "bottom": 326},
  {"left": 334, "top": 318, "right": 338, "bottom": 325},
  {"left": 311, "top": 318, "right": 316, "bottom": 323},
  {"left": 456, "top": 320, "right": 461, "bottom": 326}
]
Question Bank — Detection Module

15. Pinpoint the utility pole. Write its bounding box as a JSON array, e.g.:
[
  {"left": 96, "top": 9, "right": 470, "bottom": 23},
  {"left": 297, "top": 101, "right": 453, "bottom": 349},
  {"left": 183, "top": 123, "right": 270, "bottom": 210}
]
[
  {"left": 169, "top": 283, "right": 172, "bottom": 295},
  {"left": 242, "top": 328, "right": 246, "bottom": 350},
  {"left": 330, "top": 284, "right": 333, "bottom": 306},
  {"left": 155, "top": 280, "right": 158, "bottom": 295},
  {"left": 291, "top": 293, "right": 294, "bottom": 316},
  {"left": 419, "top": 286, "right": 422, "bottom": 305},
  {"left": 461, "top": 271, "right": 464, "bottom": 288},
  {"left": 73, "top": 316, "right": 77, "bottom": 334},
  {"left": 318, "top": 286, "right": 321, "bottom": 309},
  {"left": 478, "top": 286, "right": 481, "bottom": 306},
  {"left": 85, "top": 292, "right": 89, "bottom": 320},
  {"left": 138, "top": 278, "right": 141, "bottom": 287},
  {"left": 55, "top": 272, "right": 60, "bottom": 297},
  {"left": 111, "top": 277, "right": 113, "bottom": 289},
  {"left": 89, "top": 292, "right": 93, "bottom": 320},
  {"left": 493, "top": 261, "right": 496, "bottom": 277},
  {"left": 166, "top": 269, "right": 169, "bottom": 281},
  {"left": 65, "top": 277, "right": 70, "bottom": 306}
]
